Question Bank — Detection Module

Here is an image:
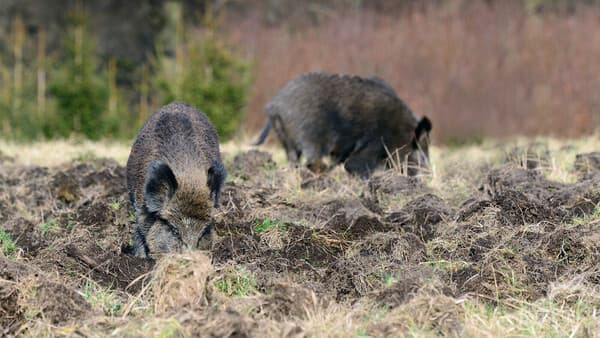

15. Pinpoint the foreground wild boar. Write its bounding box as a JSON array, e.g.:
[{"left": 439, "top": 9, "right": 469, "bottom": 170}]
[
  {"left": 126, "top": 101, "right": 226, "bottom": 257},
  {"left": 254, "top": 72, "right": 432, "bottom": 178}
]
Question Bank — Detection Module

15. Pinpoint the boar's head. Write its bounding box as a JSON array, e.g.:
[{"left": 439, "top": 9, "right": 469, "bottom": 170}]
[
  {"left": 406, "top": 116, "right": 432, "bottom": 176},
  {"left": 140, "top": 160, "right": 214, "bottom": 256}
]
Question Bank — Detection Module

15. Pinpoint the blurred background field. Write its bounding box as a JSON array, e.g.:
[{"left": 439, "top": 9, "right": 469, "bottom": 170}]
[{"left": 0, "top": 0, "right": 599, "bottom": 143}]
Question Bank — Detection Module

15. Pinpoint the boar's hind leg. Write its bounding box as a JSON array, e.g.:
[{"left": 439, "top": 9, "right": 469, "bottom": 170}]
[
  {"left": 279, "top": 134, "right": 301, "bottom": 164},
  {"left": 272, "top": 115, "right": 301, "bottom": 163}
]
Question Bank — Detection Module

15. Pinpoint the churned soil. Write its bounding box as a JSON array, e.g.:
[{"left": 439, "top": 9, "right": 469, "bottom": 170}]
[{"left": 1, "top": 145, "right": 599, "bottom": 336}]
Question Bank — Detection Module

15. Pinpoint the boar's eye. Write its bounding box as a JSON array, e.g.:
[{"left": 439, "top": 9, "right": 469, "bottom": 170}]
[{"left": 162, "top": 218, "right": 181, "bottom": 239}]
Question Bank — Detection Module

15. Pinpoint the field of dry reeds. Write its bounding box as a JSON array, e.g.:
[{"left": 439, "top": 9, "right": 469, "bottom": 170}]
[{"left": 225, "top": 2, "right": 600, "bottom": 142}]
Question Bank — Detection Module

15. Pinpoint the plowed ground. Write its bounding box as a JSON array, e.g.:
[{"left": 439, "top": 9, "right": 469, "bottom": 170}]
[{"left": 1, "top": 142, "right": 599, "bottom": 337}]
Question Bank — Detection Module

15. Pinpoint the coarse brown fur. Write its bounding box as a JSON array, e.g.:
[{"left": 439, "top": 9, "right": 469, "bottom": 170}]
[
  {"left": 254, "top": 72, "right": 432, "bottom": 178},
  {"left": 126, "top": 101, "right": 226, "bottom": 257}
]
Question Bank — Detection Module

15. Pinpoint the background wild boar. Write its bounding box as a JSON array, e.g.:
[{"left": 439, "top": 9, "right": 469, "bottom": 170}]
[
  {"left": 126, "top": 101, "right": 226, "bottom": 258},
  {"left": 254, "top": 72, "right": 432, "bottom": 178}
]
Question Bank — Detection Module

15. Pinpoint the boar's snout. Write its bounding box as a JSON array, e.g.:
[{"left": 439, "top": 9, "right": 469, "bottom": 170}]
[
  {"left": 145, "top": 219, "right": 212, "bottom": 255},
  {"left": 179, "top": 221, "right": 212, "bottom": 251},
  {"left": 407, "top": 149, "right": 430, "bottom": 176}
]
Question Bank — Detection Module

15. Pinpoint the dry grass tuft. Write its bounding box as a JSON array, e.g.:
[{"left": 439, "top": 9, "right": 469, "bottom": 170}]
[
  {"left": 548, "top": 275, "right": 600, "bottom": 307},
  {"left": 372, "top": 293, "right": 464, "bottom": 336},
  {"left": 0, "top": 139, "right": 130, "bottom": 166},
  {"left": 462, "top": 296, "right": 600, "bottom": 337},
  {"left": 151, "top": 251, "right": 213, "bottom": 313}
]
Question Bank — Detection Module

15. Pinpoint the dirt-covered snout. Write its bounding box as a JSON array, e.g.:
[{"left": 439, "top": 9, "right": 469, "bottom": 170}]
[{"left": 139, "top": 160, "right": 217, "bottom": 257}]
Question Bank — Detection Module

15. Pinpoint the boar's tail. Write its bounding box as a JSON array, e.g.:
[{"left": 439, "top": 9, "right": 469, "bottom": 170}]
[{"left": 253, "top": 119, "right": 272, "bottom": 146}]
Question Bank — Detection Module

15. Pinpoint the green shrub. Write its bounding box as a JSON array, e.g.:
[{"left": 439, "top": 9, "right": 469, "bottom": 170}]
[
  {"left": 0, "top": 17, "right": 45, "bottom": 140},
  {"left": 47, "top": 8, "right": 109, "bottom": 140},
  {"left": 152, "top": 22, "right": 252, "bottom": 141},
  {"left": 179, "top": 35, "right": 251, "bottom": 140},
  {"left": 0, "top": 4, "right": 251, "bottom": 141}
]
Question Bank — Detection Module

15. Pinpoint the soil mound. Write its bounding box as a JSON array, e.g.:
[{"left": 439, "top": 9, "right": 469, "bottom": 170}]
[
  {"left": 0, "top": 257, "right": 90, "bottom": 334},
  {"left": 385, "top": 194, "right": 454, "bottom": 241},
  {"left": 368, "top": 171, "right": 427, "bottom": 195},
  {"left": 229, "top": 150, "right": 276, "bottom": 180},
  {"left": 321, "top": 198, "right": 387, "bottom": 239}
]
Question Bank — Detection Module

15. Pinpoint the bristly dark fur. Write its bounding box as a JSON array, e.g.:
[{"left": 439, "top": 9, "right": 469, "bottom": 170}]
[
  {"left": 207, "top": 160, "right": 226, "bottom": 208},
  {"left": 415, "top": 117, "right": 433, "bottom": 139},
  {"left": 413, "top": 117, "right": 433, "bottom": 149},
  {"left": 144, "top": 160, "right": 178, "bottom": 213},
  {"left": 255, "top": 72, "right": 433, "bottom": 178},
  {"left": 126, "top": 101, "right": 226, "bottom": 257}
]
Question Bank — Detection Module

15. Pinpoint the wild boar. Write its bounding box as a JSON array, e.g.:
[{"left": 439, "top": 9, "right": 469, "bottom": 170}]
[
  {"left": 254, "top": 72, "right": 432, "bottom": 178},
  {"left": 126, "top": 101, "right": 226, "bottom": 258}
]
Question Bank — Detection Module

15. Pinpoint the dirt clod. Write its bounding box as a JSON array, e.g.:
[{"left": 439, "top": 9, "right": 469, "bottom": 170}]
[
  {"left": 322, "top": 198, "right": 387, "bottom": 239},
  {"left": 261, "top": 282, "right": 327, "bottom": 320},
  {"left": 18, "top": 276, "right": 91, "bottom": 324},
  {"left": 373, "top": 266, "right": 453, "bottom": 308},
  {"left": 368, "top": 171, "right": 426, "bottom": 195},
  {"left": 385, "top": 194, "right": 454, "bottom": 241}
]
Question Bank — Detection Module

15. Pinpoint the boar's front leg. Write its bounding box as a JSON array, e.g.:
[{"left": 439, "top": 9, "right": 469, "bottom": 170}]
[{"left": 343, "top": 139, "right": 382, "bottom": 178}]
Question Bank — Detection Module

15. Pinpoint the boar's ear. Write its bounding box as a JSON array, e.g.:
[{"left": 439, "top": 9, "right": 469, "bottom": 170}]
[
  {"left": 415, "top": 117, "right": 432, "bottom": 139},
  {"left": 207, "top": 160, "right": 226, "bottom": 208},
  {"left": 412, "top": 117, "right": 432, "bottom": 148},
  {"left": 144, "top": 160, "right": 178, "bottom": 213}
]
